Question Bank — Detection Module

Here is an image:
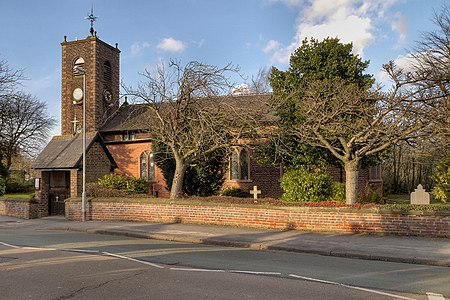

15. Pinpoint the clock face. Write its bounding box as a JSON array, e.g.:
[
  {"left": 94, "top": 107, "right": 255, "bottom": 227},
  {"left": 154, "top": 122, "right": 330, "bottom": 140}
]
[
  {"left": 73, "top": 88, "right": 84, "bottom": 103},
  {"left": 103, "top": 90, "right": 113, "bottom": 104}
]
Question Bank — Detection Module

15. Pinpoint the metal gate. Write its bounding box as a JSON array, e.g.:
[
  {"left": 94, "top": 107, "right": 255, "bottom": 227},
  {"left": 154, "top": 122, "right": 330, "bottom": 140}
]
[{"left": 49, "top": 194, "right": 67, "bottom": 216}]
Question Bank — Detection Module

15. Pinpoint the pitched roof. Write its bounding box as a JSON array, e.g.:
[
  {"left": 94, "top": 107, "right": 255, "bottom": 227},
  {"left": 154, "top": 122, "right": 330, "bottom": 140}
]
[
  {"left": 33, "top": 132, "right": 116, "bottom": 169},
  {"left": 100, "top": 104, "right": 151, "bottom": 133},
  {"left": 100, "top": 93, "right": 276, "bottom": 133}
]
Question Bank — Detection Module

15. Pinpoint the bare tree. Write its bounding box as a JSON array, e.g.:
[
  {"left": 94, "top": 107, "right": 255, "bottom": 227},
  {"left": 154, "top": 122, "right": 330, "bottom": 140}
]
[
  {"left": 289, "top": 72, "right": 437, "bottom": 203},
  {"left": 250, "top": 67, "right": 271, "bottom": 94},
  {"left": 0, "top": 59, "right": 24, "bottom": 97},
  {"left": 0, "top": 92, "right": 56, "bottom": 173},
  {"left": 125, "top": 60, "right": 268, "bottom": 198},
  {"left": 411, "top": 4, "right": 450, "bottom": 140}
]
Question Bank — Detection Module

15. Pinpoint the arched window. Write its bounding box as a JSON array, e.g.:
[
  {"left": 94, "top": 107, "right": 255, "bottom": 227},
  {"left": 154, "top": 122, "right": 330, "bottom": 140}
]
[
  {"left": 230, "top": 150, "right": 239, "bottom": 180},
  {"left": 148, "top": 153, "right": 155, "bottom": 182},
  {"left": 73, "top": 57, "right": 85, "bottom": 76},
  {"left": 239, "top": 149, "right": 249, "bottom": 180},
  {"left": 140, "top": 151, "right": 156, "bottom": 182},
  {"left": 140, "top": 152, "right": 148, "bottom": 180},
  {"left": 229, "top": 148, "right": 250, "bottom": 180}
]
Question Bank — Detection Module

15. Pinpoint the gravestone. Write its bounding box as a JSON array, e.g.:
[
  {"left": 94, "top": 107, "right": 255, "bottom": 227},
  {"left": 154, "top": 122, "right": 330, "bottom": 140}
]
[
  {"left": 410, "top": 184, "right": 430, "bottom": 204},
  {"left": 250, "top": 185, "right": 261, "bottom": 199}
]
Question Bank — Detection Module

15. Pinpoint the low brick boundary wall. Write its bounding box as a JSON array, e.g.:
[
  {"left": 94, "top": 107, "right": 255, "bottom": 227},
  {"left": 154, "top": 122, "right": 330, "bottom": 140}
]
[
  {"left": 0, "top": 198, "right": 39, "bottom": 219},
  {"left": 65, "top": 198, "right": 450, "bottom": 237}
]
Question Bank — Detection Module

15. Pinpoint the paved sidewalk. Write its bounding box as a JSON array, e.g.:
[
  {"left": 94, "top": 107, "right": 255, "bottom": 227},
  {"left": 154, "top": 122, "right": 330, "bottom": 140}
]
[{"left": 1, "top": 215, "right": 449, "bottom": 267}]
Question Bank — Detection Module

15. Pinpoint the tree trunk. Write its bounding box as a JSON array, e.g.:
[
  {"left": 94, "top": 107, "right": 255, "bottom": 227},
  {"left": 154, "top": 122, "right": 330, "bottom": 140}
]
[
  {"left": 170, "top": 158, "right": 189, "bottom": 199},
  {"left": 344, "top": 160, "right": 360, "bottom": 204}
]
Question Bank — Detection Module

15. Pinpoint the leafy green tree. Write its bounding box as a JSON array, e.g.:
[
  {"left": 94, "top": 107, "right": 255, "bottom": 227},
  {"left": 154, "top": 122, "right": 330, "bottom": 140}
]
[
  {"left": 270, "top": 37, "right": 374, "bottom": 126},
  {"left": 432, "top": 155, "right": 450, "bottom": 203},
  {"left": 270, "top": 38, "right": 374, "bottom": 202},
  {"left": 270, "top": 38, "right": 436, "bottom": 204}
]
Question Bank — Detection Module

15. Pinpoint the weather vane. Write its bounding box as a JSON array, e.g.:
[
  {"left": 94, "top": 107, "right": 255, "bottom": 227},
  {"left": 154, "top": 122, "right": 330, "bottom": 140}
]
[{"left": 85, "top": 5, "right": 98, "bottom": 36}]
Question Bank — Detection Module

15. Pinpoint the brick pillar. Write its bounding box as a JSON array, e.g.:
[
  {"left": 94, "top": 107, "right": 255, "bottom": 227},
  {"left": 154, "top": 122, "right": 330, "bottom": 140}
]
[
  {"left": 70, "top": 169, "right": 81, "bottom": 197},
  {"left": 36, "top": 171, "right": 50, "bottom": 217}
]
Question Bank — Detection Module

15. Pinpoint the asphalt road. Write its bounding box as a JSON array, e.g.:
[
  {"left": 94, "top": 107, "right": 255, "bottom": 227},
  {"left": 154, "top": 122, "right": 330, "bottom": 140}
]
[{"left": 1, "top": 226, "right": 448, "bottom": 299}]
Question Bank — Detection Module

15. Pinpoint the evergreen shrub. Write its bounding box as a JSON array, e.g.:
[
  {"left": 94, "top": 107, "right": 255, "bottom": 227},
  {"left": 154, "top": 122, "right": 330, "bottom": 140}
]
[
  {"left": 98, "top": 174, "right": 149, "bottom": 194},
  {"left": 331, "top": 182, "right": 346, "bottom": 202},
  {"left": 281, "top": 168, "right": 333, "bottom": 202},
  {"left": 5, "top": 180, "right": 34, "bottom": 193},
  {"left": 433, "top": 157, "right": 450, "bottom": 203},
  {"left": 0, "top": 177, "right": 6, "bottom": 196}
]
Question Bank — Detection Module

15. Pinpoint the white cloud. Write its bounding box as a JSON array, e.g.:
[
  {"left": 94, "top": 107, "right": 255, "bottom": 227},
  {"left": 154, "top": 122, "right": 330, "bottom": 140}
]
[
  {"left": 266, "top": 0, "right": 402, "bottom": 64},
  {"left": 391, "top": 12, "right": 408, "bottom": 44},
  {"left": 231, "top": 83, "right": 253, "bottom": 95},
  {"left": 263, "top": 40, "right": 281, "bottom": 53},
  {"left": 193, "top": 38, "right": 205, "bottom": 48},
  {"left": 130, "top": 41, "right": 150, "bottom": 56},
  {"left": 157, "top": 37, "right": 186, "bottom": 53},
  {"left": 266, "top": 0, "right": 305, "bottom": 8}
]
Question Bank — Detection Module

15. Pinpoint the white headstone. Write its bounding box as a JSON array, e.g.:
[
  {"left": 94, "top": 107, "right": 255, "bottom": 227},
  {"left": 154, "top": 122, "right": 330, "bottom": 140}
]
[{"left": 410, "top": 184, "right": 430, "bottom": 204}]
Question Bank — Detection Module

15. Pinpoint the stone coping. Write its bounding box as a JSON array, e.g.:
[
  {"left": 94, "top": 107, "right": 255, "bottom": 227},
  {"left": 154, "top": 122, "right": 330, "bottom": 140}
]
[
  {"left": 0, "top": 197, "right": 37, "bottom": 203},
  {"left": 65, "top": 197, "right": 450, "bottom": 216}
]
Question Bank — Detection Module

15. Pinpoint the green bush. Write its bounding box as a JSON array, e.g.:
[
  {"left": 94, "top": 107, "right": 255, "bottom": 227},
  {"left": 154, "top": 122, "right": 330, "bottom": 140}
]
[
  {"left": 432, "top": 157, "right": 450, "bottom": 203},
  {"left": 5, "top": 180, "right": 34, "bottom": 193},
  {"left": 98, "top": 174, "right": 149, "bottom": 194},
  {"left": 331, "top": 182, "right": 346, "bottom": 202},
  {"left": 221, "top": 187, "right": 250, "bottom": 198},
  {"left": 281, "top": 168, "right": 333, "bottom": 202},
  {"left": 0, "top": 177, "right": 6, "bottom": 196}
]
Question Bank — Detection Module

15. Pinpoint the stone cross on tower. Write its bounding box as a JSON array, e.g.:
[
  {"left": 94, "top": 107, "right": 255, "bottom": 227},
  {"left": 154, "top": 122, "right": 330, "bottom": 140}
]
[{"left": 71, "top": 115, "right": 80, "bottom": 135}]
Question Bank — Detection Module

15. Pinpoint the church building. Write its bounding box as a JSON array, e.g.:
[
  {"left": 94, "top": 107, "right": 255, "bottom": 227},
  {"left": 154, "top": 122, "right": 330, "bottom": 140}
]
[{"left": 33, "top": 20, "right": 382, "bottom": 217}]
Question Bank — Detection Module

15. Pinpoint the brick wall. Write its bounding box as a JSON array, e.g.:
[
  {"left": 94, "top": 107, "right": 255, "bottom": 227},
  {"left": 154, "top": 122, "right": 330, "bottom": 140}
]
[
  {"left": 106, "top": 140, "right": 169, "bottom": 198},
  {"left": 0, "top": 198, "right": 39, "bottom": 219},
  {"left": 35, "top": 171, "right": 50, "bottom": 217},
  {"left": 86, "top": 142, "right": 114, "bottom": 183},
  {"left": 66, "top": 200, "right": 450, "bottom": 237}
]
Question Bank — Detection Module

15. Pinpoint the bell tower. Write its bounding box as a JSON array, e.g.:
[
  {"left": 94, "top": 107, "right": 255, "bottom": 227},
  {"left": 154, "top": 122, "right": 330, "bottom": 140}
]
[{"left": 60, "top": 12, "right": 120, "bottom": 135}]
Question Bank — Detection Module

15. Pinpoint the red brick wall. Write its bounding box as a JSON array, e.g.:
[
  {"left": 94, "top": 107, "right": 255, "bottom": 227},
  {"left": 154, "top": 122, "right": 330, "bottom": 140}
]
[
  {"left": 86, "top": 142, "right": 114, "bottom": 183},
  {"left": 0, "top": 199, "right": 38, "bottom": 219},
  {"left": 35, "top": 171, "right": 50, "bottom": 217},
  {"left": 106, "top": 141, "right": 169, "bottom": 198},
  {"left": 66, "top": 200, "right": 450, "bottom": 237}
]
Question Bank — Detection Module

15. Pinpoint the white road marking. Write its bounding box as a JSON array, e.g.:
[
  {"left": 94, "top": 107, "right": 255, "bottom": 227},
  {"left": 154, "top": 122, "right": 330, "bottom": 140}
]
[
  {"left": 230, "top": 270, "right": 282, "bottom": 276},
  {"left": 63, "top": 248, "right": 101, "bottom": 254},
  {"left": 102, "top": 251, "right": 164, "bottom": 269},
  {"left": 0, "top": 241, "right": 21, "bottom": 249},
  {"left": 170, "top": 267, "right": 225, "bottom": 272},
  {"left": 289, "top": 274, "right": 416, "bottom": 300},
  {"left": 427, "top": 292, "right": 446, "bottom": 300},
  {"left": 0, "top": 241, "right": 163, "bottom": 269},
  {"left": 1, "top": 240, "right": 445, "bottom": 299}
]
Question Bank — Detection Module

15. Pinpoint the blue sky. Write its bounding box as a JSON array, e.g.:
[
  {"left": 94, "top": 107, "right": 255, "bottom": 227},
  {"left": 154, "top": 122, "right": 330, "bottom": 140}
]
[{"left": 0, "top": 0, "right": 447, "bottom": 135}]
